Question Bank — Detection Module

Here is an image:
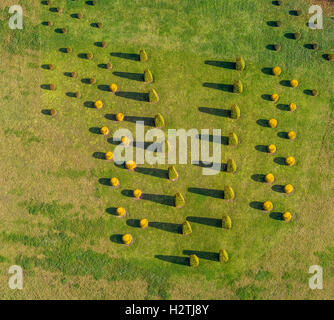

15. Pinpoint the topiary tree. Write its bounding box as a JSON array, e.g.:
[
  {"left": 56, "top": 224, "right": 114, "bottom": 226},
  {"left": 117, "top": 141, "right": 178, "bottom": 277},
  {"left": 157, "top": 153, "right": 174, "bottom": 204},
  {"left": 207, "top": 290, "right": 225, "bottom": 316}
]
[
  {"left": 154, "top": 113, "right": 165, "bottom": 128},
  {"left": 50, "top": 109, "right": 57, "bottom": 116},
  {"left": 233, "top": 80, "right": 243, "bottom": 94},
  {"left": 311, "top": 89, "right": 319, "bottom": 96},
  {"left": 140, "top": 49, "right": 148, "bottom": 62},
  {"left": 236, "top": 57, "right": 245, "bottom": 71},
  {"left": 48, "top": 64, "right": 55, "bottom": 70},
  {"left": 49, "top": 84, "right": 56, "bottom": 91},
  {"left": 294, "top": 32, "right": 301, "bottom": 40},
  {"left": 71, "top": 72, "right": 77, "bottom": 78},
  {"left": 224, "top": 186, "right": 235, "bottom": 200},
  {"left": 231, "top": 104, "right": 240, "bottom": 119},
  {"left": 175, "top": 192, "right": 185, "bottom": 208},
  {"left": 182, "top": 221, "right": 192, "bottom": 235},
  {"left": 66, "top": 47, "right": 72, "bottom": 53},
  {"left": 86, "top": 53, "right": 93, "bottom": 60},
  {"left": 97, "top": 22, "right": 103, "bottom": 28},
  {"left": 227, "top": 159, "right": 237, "bottom": 173},
  {"left": 144, "top": 69, "right": 154, "bottom": 83},
  {"left": 106, "top": 62, "right": 113, "bottom": 70},
  {"left": 89, "top": 78, "right": 97, "bottom": 85},
  {"left": 149, "top": 89, "right": 160, "bottom": 103},
  {"left": 168, "top": 166, "right": 179, "bottom": 181},
  {"left": 327, "top": 54, "right": 334, "bottom": 61},
  {"left": 219, "top": 249, "right": 229, "bottom": 263},
  {"left": 274, "top": 44, "right": 281, "bottom": 51},
  {"left": 222, "top": 215, "right": 232, "bottom": 229},
  {"left": 228, "top": 132, "right": 239, "bottom": 146},
  {"left": 101, "top": 41, "right": 107, "bottom": 48},
  {"left": 75, "top": 91, "right": 81, "bottom": 98},
  {"left": 189, "top": 254, "right": 199, "bottom": 267}
]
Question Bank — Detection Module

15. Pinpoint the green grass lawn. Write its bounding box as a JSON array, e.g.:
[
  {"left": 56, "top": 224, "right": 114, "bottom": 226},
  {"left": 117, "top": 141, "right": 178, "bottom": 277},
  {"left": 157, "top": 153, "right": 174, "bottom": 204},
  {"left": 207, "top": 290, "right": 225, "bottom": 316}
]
[{"left": 0, "top": 0, "right": 333, "bottom": 299}]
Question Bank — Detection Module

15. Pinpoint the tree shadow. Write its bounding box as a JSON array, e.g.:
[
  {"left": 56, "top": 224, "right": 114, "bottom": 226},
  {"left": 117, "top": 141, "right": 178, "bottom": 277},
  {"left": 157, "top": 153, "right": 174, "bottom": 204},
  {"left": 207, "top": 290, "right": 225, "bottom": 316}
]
[
  {"left": 274, "top": 157, "right": 286, "bottom": 166},
  {"left": 304, "top": 44, "right": 317, "bottom": 50},
  {"left": 59, "top": 48, "right": 70, "bottom": 53},
  {"left": 84, "top": 101, "right": 95, "bottom": 108},
  {"left": 155, "top": 255, "right": 189, "bottom": 266},
  {"left": 98, "top": 85, "right": 110, "bottom": 92},
  {"left": 124, "top": 115, "right": 155, "bottom": 126},
  {"left": 89, "top": 127, "right": 102, "bottom": 135},
  {"left": 54, "top": 28, "right": 65, "bottom": 34},
  {"left": 98, "top": 63, "right": 108, "bottom": 69},
  {"left": 192, "top": 161, "right": 226, "bottom": 172},
  {"left": 41, "top": 64, "right": 52, "bottom": 70},
  {"left": 92, "top": 152, "right": 106, "bottom": 160},
  {"left": 94, "top": 42, "right": 106, "bottom": 48},
  {"left": 115, "top": 91, "right": 149, "bottom": 102},
  {"left": 196, "top": 134, "right": 229, "bottom": 145},
  {"left": 134, "top": 167, "right": 168, "bottom": 179},
  {"left": 249, "top": 201, "right": 264, "bottom": 210},
  {"left": 188, "top": 187, "right": 223, "bottom": 199},
  {"left": 110, "top": 52, "right": 140, "bottom": 61},
  {"left": 251, "top": 174, "right": 266, "bottom": 183},
  {"left": 113, "top": 71, "right": 144, "bottom": 82},
  {"left": 86, "top": 0, "right": 96, "bottom": 5},
  {"left": 256, "top": 119, "right": 269, "bottom": 127},
  {"left": 106, "top": 207, "right": 118, "bottom": 216},
  {"left": 98, "top": 178, "right": 111, "bottom": 186},
  {"left": 261, "top": 67, "right": 273, "bottom": 75},
  {"left": 66, "top": 92, "right": 77, "bottom": 98},
  {"left": 203, "top": 83, "right": 233, "bottom": 92},
  {"left": 261, "top": 94, "right": 272, "bottom": 101},
  {"left": 266, "top": 44, "right": 276, "bottom": 51},
  {"left": 284, "top": 33, "right": 295, "bottom": 40},
  {"left": 40, "top": 84, "right": 53, "bottom": 90},
  {"left": 141, "top": 194, "right": 175, "bottom": 206},
  {"left": 303, "top": 89, "right": 313, "bottom": 96},
  {"left": 77, "top": 53, "right": 88, "bottom": 59},
  {"left": 277, "top": 104, "right": 290, "bottom": 111},
  {"left": 110, "top": 234, "right": 123, "bottom": 244},
  {"left": 204, "top": 60, "right": 236, "bottom": 70},
  {"left": 267, "top": 21, "right": 280, "bottom": 27},
  {"left": 280, "top": 80, "right": 291, "bottom": 87},
  {"left": 41, "top": 109, "right": 53, "bottom": 115},
  {"left": 198, "top": 107, "right": 231, "bottom": 118},
  {"left": 49, "top": 7, "right": 59, "bottom": 13},
  {"left": 272, "top": 0, "right": 281, "bottom": 5},
  {"left": 272, "top": 185, "right": 285, "bottom": 193},
  {"left": 149, "top": 222, "right": 182, "bottom": 234},
  {"left": 255, "top": 145, "right": 268, "bottom": 153},
  {"left": 81, "top": 78, "right": 94, "bottom": 85},
  {"left": 269, "top": 212, "right": 283, "bottom": 221},
  {"left": 289, "top": 10, "right": 300, "bottom": 16},
  {"left": 277, "top": 132, "right": 288, "bottom": 139},
  {"left": 90, "top": 23, "right": 100, "bottom": 28},
  {"left": 186, "top": 216, "right": 221, "bottom": 228},
  {"left": 183, "top": 250, "right": 219, "bottom": 262}
]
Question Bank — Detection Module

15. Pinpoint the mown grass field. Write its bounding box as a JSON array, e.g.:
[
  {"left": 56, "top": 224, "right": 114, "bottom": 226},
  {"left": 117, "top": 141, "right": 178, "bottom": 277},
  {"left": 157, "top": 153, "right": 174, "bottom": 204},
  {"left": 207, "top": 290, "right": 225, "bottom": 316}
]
[{"left": 0, "top": 0, "right": 333, "bottom": 299}]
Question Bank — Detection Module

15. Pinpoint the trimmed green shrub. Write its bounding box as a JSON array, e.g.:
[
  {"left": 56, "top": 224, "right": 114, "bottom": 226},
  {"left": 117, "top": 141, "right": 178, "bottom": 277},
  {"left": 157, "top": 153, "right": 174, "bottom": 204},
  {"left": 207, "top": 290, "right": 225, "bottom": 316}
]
[
  {"left": 222, "top": 215, "right": 232, "bottom": 229},
  {"left": 168, "top": 166, "right": 179, "bottom": 181},
  {"left": 296, "top": 10, "right": 302, "bottom": 16},
  {"left": 231, "top": 104, "right": 240, "bottom": 119},
  {"left": 140, "top": 49, "right": 149, "bottom": 62},
  {"left": 47, "top": 21, "right": 54, "bottom": 27},
  {"left": 294, "top": 32, "right": 301, "bottom": 40},
  {"left": 75, "top": 91, "right": 81, "bottom": 98},
  {"left": 149, "top": 89, "right": 159, "bottom": 103},
  {"left": 154, "top": 113, "right": 165, "bottom": 128},
  {"left": 175, "top": 192, "right": 185, "bottom": 208},
  {"left": 276, "top": 21, "right": 282, "bottom": 27},
  {"left": 182, "top": 221, "right": 192, "bottom": 235},
  {"left": 274, "top": 44, "right": 281, "bottom": 51},
  {"left": 57, "top": 7, "right": 63, "bottom": 14},
  {"left": 66, "top": 47, "right": 72, "bottom": 53},
  {"left": 236, "top": 57, "right": 245, "bottom": 71},
  {"left": 101, "top": 41, "right": 107, "bottom": 48},
  {"left": 144, "top": 69, "right": 154, "bottom": 83},
  {"left": 224, "top": 186, "right": 235, "bottom": 200},
  {"left": 49, "top": 84, "right": 56, "bottom": 91},
  {"left": 97, "top": 22, "right": 103, "bottom": 28},
  {"left": 48, "top": 64, "right": 55, "bottom": 70},
  {"left": 106, "top": 62, "right": 113, "bottom": 70},
  {"left": 327, "top": 54, "right": 334, "bottom": 61},
  {"left": 311, "top": 43, "right": 318, "bottom": 50},
  {"left": 77, "top": 13, "right": 83, "bottom": 19},
  {"left": 312, "top": 89, "right": 319, "bottom": 96},
  {"left": 89, "top": 78, "right": 97, "bottom": 85},
  {"left": 71, "top": 72, "right": 78, "bottom": 78},
  {"left": 189, "top": 254, "right": 199, "bottom": 267},
  {"left": 233, "top": 80, "right": 243, "bottom": 94},
  {"left": 50, "top": 109, "right": 57, "bottom": 116},
  {"left": 86, "top": 53, "right": 93, "bottom": 60},
  {"left": 228, "top": 132, "right": 239, "bottom": 146},
  {"left": 219, "top": 249, "right": 229, "bottom": 263},
  {"left": 227, "top": 159, "right": 237, "bottom": 173}
]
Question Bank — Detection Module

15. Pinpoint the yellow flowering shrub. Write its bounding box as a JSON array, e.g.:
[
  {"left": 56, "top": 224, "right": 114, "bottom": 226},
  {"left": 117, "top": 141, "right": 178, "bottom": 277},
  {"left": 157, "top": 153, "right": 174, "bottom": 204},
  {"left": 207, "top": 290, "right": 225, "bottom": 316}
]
[
  {"left": 100, "top": 126, "right": 109, "bottom": 135},
  {"left": 284, "top": 184, "right": 294, "bottom": 194},
  {"left": 289, "top": 103, "right": 297, "bottom": 112},
  {"left": 268, "top": 118, "right": 278, "bottom": 128},
  {"left": 122, "top": 234, "right": 133, "bottom": 245},
  {"left": 290, "top": 79, "right": 299, "bottom": 88},
  {"left": 140, "top": 219, "right": 149, "bottom": 229},
  {"left": 285, "top": 156, "right": 296, "bottom": 167},
  {"left": 288, "top": 131, "right": 296, "bottom": 140},
  {"left": 267, "top": 144, "right": 277, "bottom": 154},
  {"left": 116, "top": 113, "right": 124, "bottom": 121},
  {"left": 272, "top": 66, "right": 282, "bottom": 76},
  {"left": 116, "top": 207, "right": 126, "bottom": 217},
  {"left": 94, "top": 100, "right": 103, "bottom": 109},
  {"left": 265, "top": 173, "right": 275, "bottom": 184},
  {"left": 263, "top": 200, "right": 274, "bottom": 212},
  {"left": 271, "top": 93, "right": 279, "bottom": 102},
  {"left": 111, "top": 177, "right": 120, "bottom": 187},
  {"left": 110, "top": 83, "right": 118, "bottom": 93},
  {"left": 219, "top": 249, "right": 229, "bottom": 263},
  {"left": 121, "top": 136, "right": 131, "bottom": 146},
  {"left": 282, "top": 211, "right": 292, "bottom": 222},
  {"left": 105, "top": 151, "right": 113, "bottom": 160},
  {"left": 133, "top": 189, "right": 142, "bottom": 199},
  {"left": 125, "top": 160, "right": 137, "bottom": 170}
]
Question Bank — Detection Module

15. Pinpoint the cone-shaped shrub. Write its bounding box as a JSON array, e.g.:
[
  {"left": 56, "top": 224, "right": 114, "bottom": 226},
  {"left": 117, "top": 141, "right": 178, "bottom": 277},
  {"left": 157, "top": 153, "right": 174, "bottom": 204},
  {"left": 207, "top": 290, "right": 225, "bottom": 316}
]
[
  {"left": 290, "top": 79, "right": 299, "bottom": 88},
  {"left": 86, "top": 53, "right": 93, "bottom": 60},
  {"left": 49, "top": 84, "right": 56, "bottom": 91},
  {"left": 133, "top": 189, "right": 142, "bottom": 199},
  {"left": 231, "top": 104, "right": 240, "bottom": 119},
  {"left": 75, "top": 91, "right": 81, "bottom": 98},
  {"left": 77, "top": 13, "right": 83, "bottom": 19},
  {"left": 272, "top": 66, "right": 281, "bottom": 76},
  {"left": 101, "top": 41, "right": 107, "bottom": 48},
  {"left": 71, "top": 72, "right": 77, "bottom": 78},
  {"left": 294, "top": 32, "right": 301, "bottom": 40},
  {"left": 224, "top": 186, "right": 235, "bottom": 200},
  {"left": 89, "top": 78, "right": 96, "bottom": 85},
  {"left": 106, "top": 62, "right": 112, "bottom": 70},
  {"left": 327, "top": 54, "right": 334, "bottom": 61},
  {"left": 144, "top": 69, "right": 153, "bottom": 83},
  {"left": 312, "top": 89, "right": 319, "bottom": 96},
  {"left": 236, "top": 57, "right": 245, "bottom": 71},
  {"left": 140, "top": 49, "right": 148, "bottom": 62},
  {"left": 182, "top": 221, "right": 192, "bottom": 235},
  {"left": 189, "top": 254, "right": 199, "bottom": 267},
  {"left": 265, "top": 173, "right": 275, "bottom": 184},
  {"left": 228, "top": 132, "right": 239, "bottom": 146},
  {"left": 274, "top": 44, "right": 281, "bottom": 51},
  {"left": 175, "top": 192, "right": 185, "bottom": 208},
  {"left": 47, "top": 21, "right": 54, "bottom": 27},
  {"left": 149, "top": 89, "right": 159, "bottom": 103},
  {"left": 233, "top": 80, "right": 243, "bottom": 94},
  {"left": 311, "top": 43, "right": 318, "bottom": 50},
  {"left": 222, "top": 215, "right": 232, "bottom": 229},
  {"left": 219, "top": 249, "right": 229, "bottom": 263},
  {"left": 66, "top": 47, "right": 72, "bottom": 53},
  {"left": 61, "top": 28, "right": 67, "bottom": 34},
  {"left": 48, "top": 64, "right": 55, "bottom": 70},
  {"left": 168, "top": 166, "right": 179, "bottom": 181},
  {"left": 227, "top": 159, "right": 237, "bottom": 173},
  {"left": 154, "top": 113, "right": 165, "bottom": 128},
  {"left": 285, "top": 156, "right": 296, "bottom": 167},
  {"left": 50, "top": 109, "right": 57, "bottom": 116},
  {"left": 97, "top": 22, "right": 103, "bottom": 28},
  {"left": 116, "top": 207, "right": 126, "bottom": 217},
  {"left": 105, "top": 151, "right": 113, "bottom": 161}
]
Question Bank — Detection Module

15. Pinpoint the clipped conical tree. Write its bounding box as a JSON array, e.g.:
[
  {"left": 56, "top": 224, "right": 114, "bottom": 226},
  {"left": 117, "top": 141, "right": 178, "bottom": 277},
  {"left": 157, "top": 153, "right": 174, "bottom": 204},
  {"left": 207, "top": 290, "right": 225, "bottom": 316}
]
[
  {"left": 154, "top": 113, "right": 165, "bottom": 128},
  {"left": 144, "top": 68, "right": 153, "bottom": 83},
  {"left": 182, "top": 221, "right": 192, "bottom": 235},
  {"left": 175, "top": 192, "right": 185, "bottom": 208},
  {"left": 168, "top": 166, "right": 179, "bottom": 181},
  {"left": 149, "top": 89, "right": 160, "bottom": 103},
  {"left": 219, "top": 249, "right": 229, "bottom": 263},
  {"left": 189, "top": 254, "right": 199, "bottom": 267},
  {"left": 222, "top": 215, "right": 232, "bottom": 229},
  {"left": 231, "top": 104, "right": 240, "bottom": 119},
  {"left": 233, "top": 80, "right": 243, "bottom": 94},
  {"left": 140, "top": 49, "right": 148, "bottom": 62},
  {"left": 227, "top": 159, "right": 237, "bottom": 173},
  {"left": 228, "top": 132, "right": 239, "bottom": 146},
  {"left": 236, "top": 57, "right": 245, "bottom": 71},
  {"left": 224, "top": 186, "right": 235, "bottom": 200}
]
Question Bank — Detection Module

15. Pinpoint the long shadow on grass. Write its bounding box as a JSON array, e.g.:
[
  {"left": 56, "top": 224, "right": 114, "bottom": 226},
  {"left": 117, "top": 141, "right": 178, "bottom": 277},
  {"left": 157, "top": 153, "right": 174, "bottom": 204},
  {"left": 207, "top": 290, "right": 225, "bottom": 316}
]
[
  {"left": 110, "top": 52, "right": 140, "bottom": 61},
  {"left": 183, "top": 250, "right": 219, "bottom": 262},
  {"left": 92, "top": 152, "right": 106, "bottom": 160},
  {"left": 274, "top": 157, "right": 287, "bottom": 166},
  {"left": 196, "top": 134, "right": 229, "bottom": 145},
  {"left": 251, "top": 174, "right": 266, "bottom": 183},
  {"left": 188, "top": 187, "right": 223, "bottom": 199},
  {"left": 113, "top": 71, "right": 144, "bottom": 82},
  {"left": 104, "top": 114, "right": 155, "bottom": 126},
  {"left": 255, "top": 145, "right": 268, "bottom": 153},
  {"left": 155, "top": 255, "right": 189, "bottom": 266},
  {"left": 121, "top": 190, "right": 175, "bottom": 206},
  {"left": 256, "top": 119, "right": 270, "bottom": 127},
  {"left": 106, "top": 207, "right": 118, "bottom": 216},
  {"left": 249, "top": 201, "right": 264, "bottom": 210},
  {"left": 261, "top": 67, "right": 273, "bottom": 75},
  {"left": 192, "top": 161, "right": 226, "bottom": 172},
  {"left": 134, "top": 167, "right": 168, "bottom": 179},
  {"left": 272, "top": 185, "right": 285, "bottom": 193},
  {"left": 97, "top": 85, "right": 111, "bottom": 92},
  {"left": 99, "top": 178, "right": 111, "bottom": 186},
  {"left": 127, "top": 219, "right": 182, "bottom": 234},
  {"left": 198, "top": 107, "right": 231, "bottom": 118},
  {"left": 277, "top": 132, "right": 288, "bottom": 139},
  {"left": 115, "top": 91, "right": 149, "bottom": 102},
  {"left": 280, "top": 80, "right": 291, "bottom": 87},
  {"left": 261, "top": 94, "right": 272, "bottom": 101},
  {"left": 204, "top": 60, "right": 236, "bottom": 69},
  {"left": 277, "top": 104, "right": 290, "bottom": 111},
  {"left": 110, "top": 234, "right": 123, "bottom": 244},
  {"left": 186, "top": 216, "right": 222, "bottom": 228},
  {"left": 270, "top": 212, "right": 283, "bottom": 221},
  {"left": 203, "top": 83, "right": 233, "bottom": 92}
]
